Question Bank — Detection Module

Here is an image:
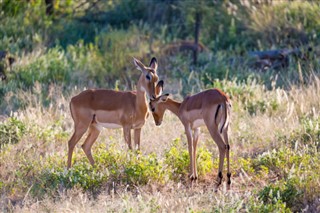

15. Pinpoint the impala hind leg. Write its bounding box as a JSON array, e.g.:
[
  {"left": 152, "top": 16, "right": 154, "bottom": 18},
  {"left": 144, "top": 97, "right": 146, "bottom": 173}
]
[
  {"left": 208, "top": 128, "right": 226, "bottom": 188},
  {"left": 223, "top": 126, "right": 231, "bottom": 189},
  {"left": 67, "top": 122, "right": 90, "bottom": 168},
  {"left": 81, "top": 124, "right": 101, "bottom": 166}
]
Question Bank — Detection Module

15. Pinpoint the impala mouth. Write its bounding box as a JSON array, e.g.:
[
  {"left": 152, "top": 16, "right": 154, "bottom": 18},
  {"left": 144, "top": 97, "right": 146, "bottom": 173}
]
[{"left": 155, "top": 121, "right": 162, "bottom": 126}]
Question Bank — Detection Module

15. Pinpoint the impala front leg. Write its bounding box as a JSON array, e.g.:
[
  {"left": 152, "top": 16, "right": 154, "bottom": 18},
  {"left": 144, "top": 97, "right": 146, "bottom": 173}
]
[
  {"left": 134, "top": 128, "right": 141, "bottom": 150},
  {"left": 185, "top": 124, "right": 196, "bottom": 181},
  {"left": 192, "top": 128, "right": 200, "bottom": 180},
  {"left": 123, "top": 126, "right": 132, "bottom": 149}
]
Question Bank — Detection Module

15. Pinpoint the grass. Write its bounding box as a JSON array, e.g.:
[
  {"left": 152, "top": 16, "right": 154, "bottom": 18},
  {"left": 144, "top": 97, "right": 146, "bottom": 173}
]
[
  {"left": 1, "top": 76, "right": 320, "bottom": 212},
  {"left": 1, "top": 1, "right": 320, "bottom": 212}
]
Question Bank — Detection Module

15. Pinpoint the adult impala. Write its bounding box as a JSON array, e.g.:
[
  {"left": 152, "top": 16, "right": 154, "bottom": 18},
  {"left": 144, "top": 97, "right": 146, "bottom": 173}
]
[
  {"left": 67, "top": 57, "right": 162, "bottom": 168},
  {"left": 149, "top": 85, "right": 232, "bottom": 188}
]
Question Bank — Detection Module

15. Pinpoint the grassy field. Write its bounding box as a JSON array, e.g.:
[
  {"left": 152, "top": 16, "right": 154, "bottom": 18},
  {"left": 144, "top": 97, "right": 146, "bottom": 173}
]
[
  {"left": 1, "top": 1, "right": 320, "bottom": 212},
  {"left": 1, "top": 76, "right": 320, "bottom": 212}
]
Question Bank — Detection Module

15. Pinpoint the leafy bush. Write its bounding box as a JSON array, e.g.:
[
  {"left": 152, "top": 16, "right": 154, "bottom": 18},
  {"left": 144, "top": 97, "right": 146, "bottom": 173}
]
[
  {"left": 124, "top": 152, "right": 164, "bottom": 185},
  {"left": 34, "top": 162, "right": 107, "bottom": 196},
  {"left": 248, "top": 2, "right": 320, "bottom": 47},
  {"left": 0, "top": 117, "right": 26, "bottom": 149},
  {"left": 252, "top": 148, "right": 303, "bottom": 178},
  {"left": 281, "top": 116, "right": 320, "bottom": 153},
  {"left": 164, "top": 138, "right": 213, "bottom": 180},
  {"left": 259, "top": 179, "right": 302, "bottom": 210},
  {"left": 33, "top": 144, "right": 165, "bottom": 196},
  {"left": 248, "top": 198, "right": 292, "bottom": 213},
  {"left": 15, "top": 47, "right": 71, "bottom": 87}
]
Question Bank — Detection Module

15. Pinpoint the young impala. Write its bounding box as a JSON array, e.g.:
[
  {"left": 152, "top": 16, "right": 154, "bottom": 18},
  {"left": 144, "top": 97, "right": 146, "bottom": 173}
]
[
  {"left": 67, "top": 57, "right": 162, "bottom": 168},
  {"left": 149, "top": 85, "right": 232, "bottom": 188}
]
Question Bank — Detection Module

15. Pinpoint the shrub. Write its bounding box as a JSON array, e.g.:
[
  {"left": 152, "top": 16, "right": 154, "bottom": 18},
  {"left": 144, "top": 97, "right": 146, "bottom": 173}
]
[
  {"left": 124, "top": 152, "right": 164, "bottom": 185},
  {"left": 33, "top": 157, "right": 108, "bottom": 196},
  {"left": 248, "top": 198, "right": 292, "bottom": 213},
  {"left": 0, "top": 117, "right": 26, "bottom": 149},
  {"left": 32, "top": 144, "right": 165, "bottom": 197},
  {"left": 248, "top": 1, "right": 320, "bottom": 47},
  {"left": 15, "top": 47, "right": 71, "bottom": 87},
  {"left": 164, "top": 138, "right": 213, "bottom": 180},
  {"left": 258, "top": 179, "right": 302, "bottom": 210}
]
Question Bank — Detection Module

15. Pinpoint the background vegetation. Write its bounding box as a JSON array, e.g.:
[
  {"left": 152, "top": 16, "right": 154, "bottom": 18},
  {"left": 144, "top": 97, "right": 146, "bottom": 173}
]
[{"left": 0, "top": 0, "right": 320, "bottom": 212}]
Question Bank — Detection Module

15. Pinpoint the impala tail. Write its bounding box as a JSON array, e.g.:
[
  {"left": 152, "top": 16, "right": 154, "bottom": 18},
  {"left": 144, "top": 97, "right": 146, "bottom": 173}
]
[{"left": 215, "top": 101, "right": 231, "bottom": 134}]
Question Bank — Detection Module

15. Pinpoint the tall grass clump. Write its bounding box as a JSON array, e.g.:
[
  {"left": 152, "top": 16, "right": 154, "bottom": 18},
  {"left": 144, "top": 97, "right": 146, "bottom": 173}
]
[
  {"left": 247, "top": 1, "right": 320, "bottom": 48},
  {"left": 0, "top": 117, "right": 26, "bottom": 149}
]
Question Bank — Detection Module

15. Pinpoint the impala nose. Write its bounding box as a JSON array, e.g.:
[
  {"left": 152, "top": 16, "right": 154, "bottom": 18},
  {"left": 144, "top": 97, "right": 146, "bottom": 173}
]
[{"left": 156, "top": 121, "right": 162, "bottom": 126}]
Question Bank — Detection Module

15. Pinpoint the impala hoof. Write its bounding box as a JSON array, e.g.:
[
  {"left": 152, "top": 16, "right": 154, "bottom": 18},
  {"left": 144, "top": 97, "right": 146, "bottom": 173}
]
[{"left": 189, "top": 174, "right": 198, "bottom": 181}]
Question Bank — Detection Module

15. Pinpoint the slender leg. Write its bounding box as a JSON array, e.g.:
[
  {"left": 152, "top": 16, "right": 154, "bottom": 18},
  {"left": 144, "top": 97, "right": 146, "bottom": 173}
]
[
  {"left": 123, "top": 126, "right": 132, "bottom": 149},
  {"left": 67, "top": 122, "right": 90, "bottom": 168},
  {"left": 134, "top": 128, "right": 141, "bottom": 150},
  {"left": 81, "top": 124, "right": 101, "bottom": 166},
  {"left": 192, "top": 128, "right": 200, "bottom": 180},
  {"left": 184, "top": 124, "right": 195, "bottom": 180},
  {"left": 208, "top": 127, "right": 226, "bottom": 187},
  {"left": 223, "top": 125, "right": 231, "bottom": 189}
]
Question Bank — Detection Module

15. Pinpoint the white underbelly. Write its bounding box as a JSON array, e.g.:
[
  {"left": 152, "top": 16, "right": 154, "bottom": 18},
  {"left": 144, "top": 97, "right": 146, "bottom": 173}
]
[
  {"left": 94, "top": 122, "right": 122, "bottom": 131},
  {"left": 192, "top": 119, "right": 205, "bottom": 129}
]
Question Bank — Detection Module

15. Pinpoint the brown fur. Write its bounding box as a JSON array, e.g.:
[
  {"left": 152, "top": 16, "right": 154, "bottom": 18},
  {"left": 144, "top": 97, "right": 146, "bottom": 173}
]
[
  {"left": 67, "top": 57, "right": 162, "bottom": 168},
  {"left": 150, "top": 88, "right": 232, "bottom": 189}
]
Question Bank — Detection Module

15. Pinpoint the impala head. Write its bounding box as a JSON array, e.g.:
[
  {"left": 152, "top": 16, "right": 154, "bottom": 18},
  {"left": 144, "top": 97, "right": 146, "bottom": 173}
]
[
  {"left": 149, "top": 92, "right": 170, "bottom": 126},
  {"left": 133, "top": 57, "right": 161, "bottom": 99}
]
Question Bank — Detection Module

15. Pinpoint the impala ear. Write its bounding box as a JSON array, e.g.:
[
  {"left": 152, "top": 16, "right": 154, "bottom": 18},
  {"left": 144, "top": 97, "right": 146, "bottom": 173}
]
[
  {"left": 159, "top": 93, "right": 169, "bottom": 102},
  {"left": 149, "top": 57, "right": 158, "bottom": 71},
  {"left": 133, "top": 57, "right": 146, "bottom": 72},
  {"left": 155, "top": 80, "right": 164, "bottom": 97}
]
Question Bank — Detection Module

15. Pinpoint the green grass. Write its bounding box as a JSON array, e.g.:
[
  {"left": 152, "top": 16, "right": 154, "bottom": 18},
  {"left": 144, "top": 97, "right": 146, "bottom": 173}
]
[
  {"left": 1, "top": 76, "right": 320, "bottom": 212},
  {"left": 1, "top": 1, "right": 320, "bottom": 212}
]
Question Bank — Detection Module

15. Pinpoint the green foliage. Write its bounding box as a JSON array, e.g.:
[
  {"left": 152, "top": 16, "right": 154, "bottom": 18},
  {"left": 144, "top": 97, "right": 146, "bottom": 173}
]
[
  {"left": 299, "top": 116, "right": 320, "bottom": 148},
  {"left": 15, "top": 47, "right": 71, "bottom": 87},
  {"left": 258, "top": 179, "right": 302, "bottom": 210},
  {"left": 248, "top": 198, "right": 292, "bottom": 213},
  {"left": 95, "top": 144, "right": 165, "bottom": 185},
  {"left": 124, "top": 152, "right": 164, "bottom": 185},
  {"left": 0, "top": 117, "right": 26, "bottom": 149},
  {"left": 0, "top": 1, "right": 50, "bottom": 52},
  {"left": 1, "top": 1, "right": 320, "bottom": 211},
  {"left": 164, "top": 138, "right": 213, "bottom": 180},
  {"left": 164, "top": 139, "right": 190, "bottom": 180},
  {"left": 252, "top": 148, "right": 302, "bottom": 178},
  {"left": 32, "top": 144, "right": 165, "bottom": 197},
  {"left": 249, "top": 2, "right": 320, "bottom": 47},
  {"left": 282, "top": 116, "right": 320, "bottom": 153},
  {"left": 33, "top": 162, "right": 107, "bottom": 196}
]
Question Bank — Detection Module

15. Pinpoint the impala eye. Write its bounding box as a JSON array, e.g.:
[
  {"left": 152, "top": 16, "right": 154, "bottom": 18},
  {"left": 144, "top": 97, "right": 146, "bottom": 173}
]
[
  {"left": 151, "top": 108, "right": 155, "bottom": 112},
  {"left": 146, "top": 75, "right": 151, "bottom": 81}
]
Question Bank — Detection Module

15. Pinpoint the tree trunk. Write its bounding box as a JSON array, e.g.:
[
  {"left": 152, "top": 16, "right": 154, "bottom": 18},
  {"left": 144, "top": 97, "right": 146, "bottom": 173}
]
[
  {"left": 193, "top": 12, "right": 201, "bottom": 65},
  {"left": 45, "top": 0, "right": 54, "bottom": 16}
]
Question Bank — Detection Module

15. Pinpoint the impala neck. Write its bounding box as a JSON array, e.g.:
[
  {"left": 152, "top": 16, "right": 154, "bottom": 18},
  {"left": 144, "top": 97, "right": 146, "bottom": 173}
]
[
  {"left": 164, "top": 98, "right": 181, "bottom": 117},
  {"left": 135, "top": 75, "right": 149, "bottom": 114}
]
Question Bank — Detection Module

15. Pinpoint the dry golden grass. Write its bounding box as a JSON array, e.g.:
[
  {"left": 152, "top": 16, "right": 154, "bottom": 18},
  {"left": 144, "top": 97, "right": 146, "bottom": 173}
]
[{"left": 1, "top": 77, "right": 320, "bottom": 212}]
